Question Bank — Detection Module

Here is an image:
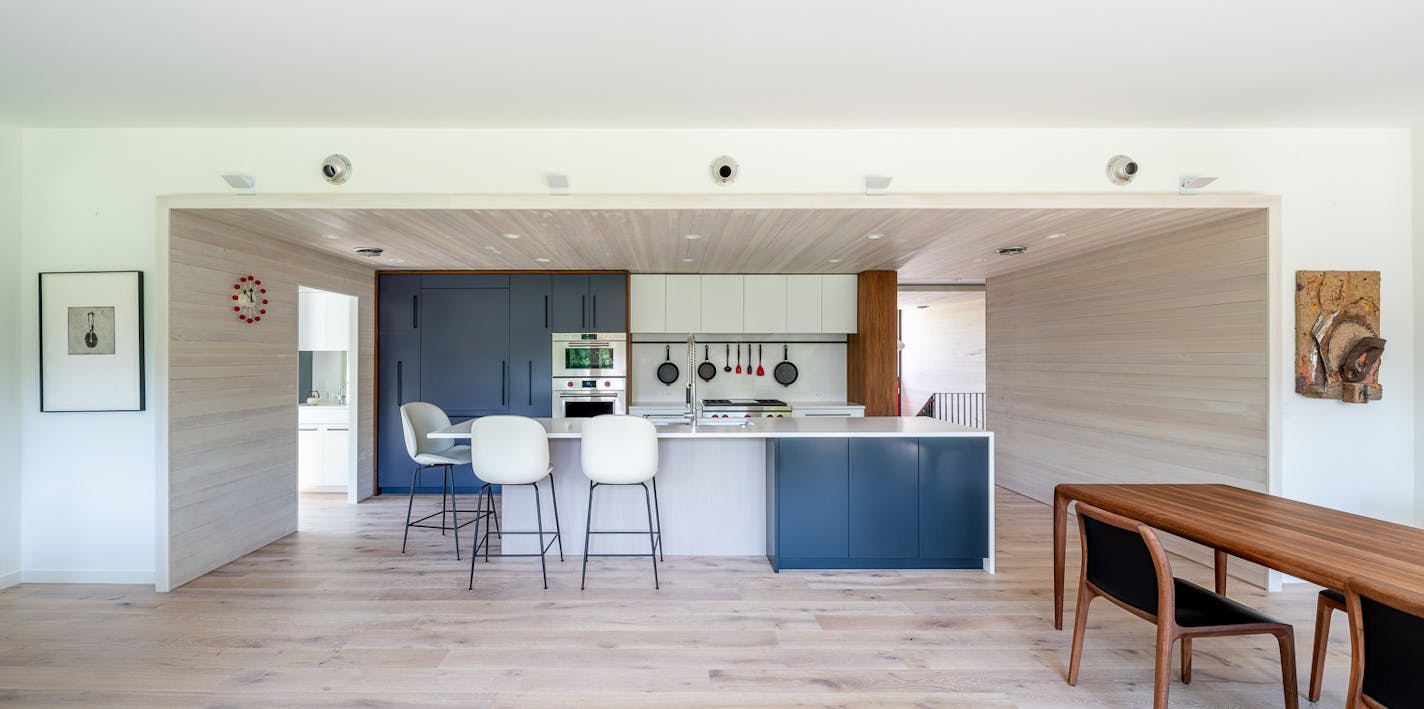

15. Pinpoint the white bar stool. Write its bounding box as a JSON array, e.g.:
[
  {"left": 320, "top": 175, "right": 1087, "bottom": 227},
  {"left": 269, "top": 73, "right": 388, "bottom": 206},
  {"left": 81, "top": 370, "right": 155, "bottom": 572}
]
[
  {"left": 468, "top": 416, "right": 563, "bottom": 589},
  {"left": 398, "top": 402, "right": 491, "bottom": 559},
  {"left": 579, "top": 414, "right": 663, "bottom": 590}
]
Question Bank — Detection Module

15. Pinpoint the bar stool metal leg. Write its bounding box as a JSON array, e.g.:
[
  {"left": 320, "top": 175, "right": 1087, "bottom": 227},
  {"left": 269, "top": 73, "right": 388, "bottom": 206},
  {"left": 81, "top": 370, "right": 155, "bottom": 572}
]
[
  {"left": 581, "top": 481, "right": 596, "bottom": 590},
  {"left": 651, "top": 478, "right": 663, "bottom": 562},
  {"left": 549, "top": 472, "right": 565, "bottom": 561},
  {"left": 642, "top": 482, "right": 659, "bottom": 590},
  {"left": 450, "top": 466, "right": 460, "bottom": 561},
  {"left": 467, "top": 485, "right": 485, "bottom": 590},
  {"left": 533, "top": 480, "right": 549, "bottom": 589},
  {"left": 401, "top": 465, "right": 422, "bottom": 554}
]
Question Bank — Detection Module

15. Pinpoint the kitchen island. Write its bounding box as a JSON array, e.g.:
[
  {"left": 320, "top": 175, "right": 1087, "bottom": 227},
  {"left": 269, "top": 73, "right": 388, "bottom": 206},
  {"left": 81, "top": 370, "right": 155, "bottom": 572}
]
[{"left": 429, "top": 417, "right": 994, "bottom": 571}]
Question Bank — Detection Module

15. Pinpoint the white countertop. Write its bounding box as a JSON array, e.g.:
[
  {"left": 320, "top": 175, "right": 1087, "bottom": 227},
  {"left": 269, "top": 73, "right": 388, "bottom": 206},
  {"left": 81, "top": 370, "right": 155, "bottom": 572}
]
[{"left": 430, "top": 416, "right": 990, "bottom": 440}]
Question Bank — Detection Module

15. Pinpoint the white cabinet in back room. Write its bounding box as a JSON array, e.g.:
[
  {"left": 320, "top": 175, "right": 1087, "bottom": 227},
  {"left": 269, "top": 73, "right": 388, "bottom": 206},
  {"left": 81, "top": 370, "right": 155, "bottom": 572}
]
[
  {"left": 297, "top": 427, "right": 323, "bottom": 489},
  {"left": 821, "top": 275, "right": 858, "bottom": 333},
  {"left": 297, "top": 291, "right": 326, "bottom": 350},
  {"left": 742, "top": 275, "right": 787, "bottom": 333},
  {"left": 319, "top": 428, "right": 350, "bottom": 488},
  {"left": 786, "top": 275, "right": 822, "bottom": 332},
  {"left": 699, "top": 275, "right": 744, "bottom": 333},
  {"left": 665, "top": 275, "right": 702, "bottom": 332},
  {"left": 629, "top": 275, "right": 667, "bottom": 332}
]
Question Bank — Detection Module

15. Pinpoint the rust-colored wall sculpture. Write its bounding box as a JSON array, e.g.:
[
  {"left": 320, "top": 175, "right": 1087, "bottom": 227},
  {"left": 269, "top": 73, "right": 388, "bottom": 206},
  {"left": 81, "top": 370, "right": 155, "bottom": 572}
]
[{"left": 1295, "top": 270, "right": 1384, "bottom": 403}]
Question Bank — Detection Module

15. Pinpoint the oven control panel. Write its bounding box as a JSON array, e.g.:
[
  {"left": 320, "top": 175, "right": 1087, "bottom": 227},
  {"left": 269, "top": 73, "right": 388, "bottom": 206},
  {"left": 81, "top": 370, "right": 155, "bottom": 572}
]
[{"left": 555, "top": 378, "right": 625, "bottom": 391}]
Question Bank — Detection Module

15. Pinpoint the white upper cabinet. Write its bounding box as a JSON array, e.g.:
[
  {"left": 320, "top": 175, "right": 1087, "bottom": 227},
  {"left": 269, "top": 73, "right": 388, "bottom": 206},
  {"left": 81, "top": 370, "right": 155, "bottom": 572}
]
[
  {"left": 629, "top": 274, "right": 856, "bottom": 334},
  {"left": 298, "top": 291, "right": 326, "bottom": 350},
  {"left": 821, "top": 275, "right": 858, "bottom": 333},
  {"left": 629, "top": 275, "right": 667, "bottom": 332},
  {"left": 665, "top": 275, "right": 702, "bottom": 333},
  {"left": 742, "top": 275, "right": 787, "bottom": 333},
  {"left": 299, "top": 290, "right": 352, "bottom": 350},
  {"left": 785, "top": 275, "right": 823, "bottom": 333},
  {"left": 699, "top": 275, "right": 744, "bottom": 333}
]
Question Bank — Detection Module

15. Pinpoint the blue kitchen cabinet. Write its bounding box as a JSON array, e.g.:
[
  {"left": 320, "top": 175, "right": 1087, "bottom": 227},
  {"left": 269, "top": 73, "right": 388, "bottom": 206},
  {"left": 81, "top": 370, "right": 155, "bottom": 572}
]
[
  {"left": 550, "top": 274, "right": 627, "bottom": 332},
  {"left": 770, "top": 438, "right": 849, "bottom": 563},
  {"left": 377, "top": 275, "right": 422, "bottom": 492},
  {"left": 550, "top": 275, "right": 589, "bottom": 331},
  {"left": 767, "top": 436, "right": 989, "bottom": 570},
  {"left": 419, "top": 288, "right": 511, "bottom": 417},
  {"left": 919, "top": 437, "right": 990, "bottom": 565},
  {"left": 588, "top": 273, "right": 627, "bottom": 332},
  {"left": 509, "top": 274, "right": 552, "bottom": 417},
  {"left": 848, "top": 438, "right": 919, "bottom": 559}
]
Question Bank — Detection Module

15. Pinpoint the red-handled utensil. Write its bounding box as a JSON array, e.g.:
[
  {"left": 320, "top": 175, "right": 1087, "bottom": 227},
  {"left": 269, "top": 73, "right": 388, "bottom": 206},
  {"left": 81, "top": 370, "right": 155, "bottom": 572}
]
[
  {"left": 757, "top": 344, "right": 765, "bottom": 376},
  {"left": 735, "top": 343, "right": 742, "bottom": 374}
]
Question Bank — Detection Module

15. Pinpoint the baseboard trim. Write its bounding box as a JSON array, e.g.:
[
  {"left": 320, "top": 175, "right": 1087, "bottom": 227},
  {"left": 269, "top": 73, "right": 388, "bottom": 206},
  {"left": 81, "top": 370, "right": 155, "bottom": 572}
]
[
  {"left": 0, "top": 569, "right": 20, "bottom": 590},
  {"left": 20, "top": 568, "right": 154, "bottom": 585}
]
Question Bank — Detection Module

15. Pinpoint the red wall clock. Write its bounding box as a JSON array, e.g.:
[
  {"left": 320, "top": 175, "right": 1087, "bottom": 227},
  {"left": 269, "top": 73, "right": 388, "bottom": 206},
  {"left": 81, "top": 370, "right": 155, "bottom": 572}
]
[{"left": 231, "top": 275, "right": 269, "bottom": 324}]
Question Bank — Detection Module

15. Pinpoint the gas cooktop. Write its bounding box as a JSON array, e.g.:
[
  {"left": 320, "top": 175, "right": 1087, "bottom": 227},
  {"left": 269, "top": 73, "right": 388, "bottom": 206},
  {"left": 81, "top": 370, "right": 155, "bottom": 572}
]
[
  {"left": 699, "top": 398, "right": 792, "bottom": 419},
  {"left": 702, "top": 399, "right": 789, "bottom": 407}
]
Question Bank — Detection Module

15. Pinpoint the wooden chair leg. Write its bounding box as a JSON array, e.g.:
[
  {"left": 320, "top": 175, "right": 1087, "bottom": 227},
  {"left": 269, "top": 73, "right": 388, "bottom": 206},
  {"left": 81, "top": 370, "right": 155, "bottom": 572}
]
[
  {"left": 1067, "top": 585, "right": 1095, "bottom": 685},
  {"left": 1276, "top": 628, "right": 1300, "bottom": 709},
  {"left": 1308, "top": 594, "right": 1333, "bottom": 702},
  {"left": 1152, "top": 629, "right": 1174, "bottom": 709},
  {"left": 1181, "top": 637, "right": 1192, "bottom": 684}
]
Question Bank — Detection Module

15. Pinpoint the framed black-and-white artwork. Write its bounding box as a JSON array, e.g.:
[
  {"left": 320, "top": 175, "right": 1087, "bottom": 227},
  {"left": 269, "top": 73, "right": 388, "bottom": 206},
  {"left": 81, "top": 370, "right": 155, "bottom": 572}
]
[{"left": 39, "top": 270, "right": 146, "bottom": 412}]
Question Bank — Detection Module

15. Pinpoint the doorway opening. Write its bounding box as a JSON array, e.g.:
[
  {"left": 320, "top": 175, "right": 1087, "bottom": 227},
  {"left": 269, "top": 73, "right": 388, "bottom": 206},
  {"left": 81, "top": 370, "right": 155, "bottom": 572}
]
[
  {"left": 898, "top": 285, "right": 986, "bottom": 428},
  {"left": 297, "top": 286, "right": 360, "bottom": 509}
]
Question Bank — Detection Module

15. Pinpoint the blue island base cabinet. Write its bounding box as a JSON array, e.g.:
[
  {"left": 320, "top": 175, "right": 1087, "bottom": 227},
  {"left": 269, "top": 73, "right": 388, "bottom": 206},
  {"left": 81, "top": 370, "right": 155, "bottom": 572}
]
[{"left": 765, "top": 437, "right": 991, "bottom": 571}]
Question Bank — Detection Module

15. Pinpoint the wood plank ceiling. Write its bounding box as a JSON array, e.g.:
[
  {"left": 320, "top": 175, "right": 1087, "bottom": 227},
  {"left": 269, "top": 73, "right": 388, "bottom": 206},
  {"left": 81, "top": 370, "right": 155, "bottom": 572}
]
[{"left": 188, "top": 207, "right": 1257, "bottom": 282}]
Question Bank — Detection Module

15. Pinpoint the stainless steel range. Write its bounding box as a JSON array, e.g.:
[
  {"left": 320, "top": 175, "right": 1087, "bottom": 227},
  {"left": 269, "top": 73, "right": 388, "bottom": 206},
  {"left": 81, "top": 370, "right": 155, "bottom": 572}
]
[{"left": 699, "top": 398, "right": 792, "bottom": 421}]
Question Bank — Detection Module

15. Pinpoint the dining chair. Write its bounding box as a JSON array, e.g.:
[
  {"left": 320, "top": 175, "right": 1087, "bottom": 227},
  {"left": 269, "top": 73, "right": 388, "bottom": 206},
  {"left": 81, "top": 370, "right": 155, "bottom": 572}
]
[
  {"left": 1308, "top": 587, "right": 1346, "bottom": 702},
  {"left": 1067, "top": 503, "right": 1298, "bottom": 709},
  {"left": 1344, "top": 575, "right": 1424, "bottom": 708}
]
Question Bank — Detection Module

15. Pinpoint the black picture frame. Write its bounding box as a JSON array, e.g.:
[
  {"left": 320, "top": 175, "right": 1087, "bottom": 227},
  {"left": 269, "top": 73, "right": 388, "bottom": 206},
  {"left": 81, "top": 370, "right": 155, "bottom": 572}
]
[{"left": 38, "top": 270, "right": 146, "bottom": 412}]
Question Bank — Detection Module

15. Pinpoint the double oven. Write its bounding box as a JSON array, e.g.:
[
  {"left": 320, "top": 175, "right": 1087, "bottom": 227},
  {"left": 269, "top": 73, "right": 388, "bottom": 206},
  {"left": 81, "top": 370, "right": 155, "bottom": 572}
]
[{"left": 551, "top": 332, "right": 627, "bottom": 417}]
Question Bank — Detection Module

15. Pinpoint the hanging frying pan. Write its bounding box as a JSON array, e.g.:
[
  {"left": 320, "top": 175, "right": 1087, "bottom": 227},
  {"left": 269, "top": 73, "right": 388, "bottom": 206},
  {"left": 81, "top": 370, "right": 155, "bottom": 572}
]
[
  {"left": 657, "top": 345, "right": 680, "bottom": 386},
  {"left": 773, "top": 344, "right": 799, "bottom": 386},
  {"left": 698, "top": 345, "right": 717, "bottom": 382}
]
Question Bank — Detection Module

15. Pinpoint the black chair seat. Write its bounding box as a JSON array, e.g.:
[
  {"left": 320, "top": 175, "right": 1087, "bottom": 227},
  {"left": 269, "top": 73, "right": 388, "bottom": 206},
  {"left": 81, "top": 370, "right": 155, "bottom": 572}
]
[
  {"left": 1321, "top": 588, "right": 1345, "bottom": 605},
  {"left": 1174, "top": 578, "right": 1286, "bottom": 628}
]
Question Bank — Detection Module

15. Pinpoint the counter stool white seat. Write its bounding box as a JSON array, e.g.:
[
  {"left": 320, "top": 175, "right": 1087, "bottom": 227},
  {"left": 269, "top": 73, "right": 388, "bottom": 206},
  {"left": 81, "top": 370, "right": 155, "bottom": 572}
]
[
  {"left": 580, "top": 414, "right": 663, "bottom": 590},
  {"left": 399, "top": 402, "right": 492, "bottom": 559},
  {"left": 467, "top": 416, "right": 563, "bottom": 589}
]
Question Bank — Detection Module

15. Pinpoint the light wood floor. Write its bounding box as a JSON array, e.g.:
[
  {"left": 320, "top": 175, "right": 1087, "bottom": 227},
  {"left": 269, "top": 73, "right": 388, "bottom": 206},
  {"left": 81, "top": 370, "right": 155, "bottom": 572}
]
[{"left": 0, "top": 488, "right": 1350, "bottom": 707}]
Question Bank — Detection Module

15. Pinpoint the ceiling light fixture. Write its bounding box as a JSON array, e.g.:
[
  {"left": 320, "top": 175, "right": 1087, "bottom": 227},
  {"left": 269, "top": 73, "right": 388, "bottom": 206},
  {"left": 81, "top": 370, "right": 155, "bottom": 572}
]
[
  {"left": 388, "top": 258, "right": 406, "bottom": 264},
  {"left": 219, "top": 173, "right": 255, "bottom": 194},
  {"left": 503, "top": 233, "right": 521, "bottom": 240},
  {"left": 828, "top": 258, "right": 844, "bottom": 264},
  {"left": 546, "top": 174, "right": 570, "bottom": 195},
  {"left": 1106, "top": 155, "right": 1139, "bottom": 186},
  {"left": 864, "top": 175, "right": 893, "bottom": 196},
  {"left": 866, "top": 233, "right": 884, "bottom": 240},
  {"left": 681, "top": 257, "right": 695, "bottom": 263},
  {"left": 684, "top": 233, "right": 703, "bottom": 240},
  {"left": 1178, "top": 175, "right": 1219, "bottom": 195},
  {"left": 1046, "top": 232, "right": 1066, "bottom": 240},
  {"left": 534, "top": 257, "right": 552, "bottom": 263}
]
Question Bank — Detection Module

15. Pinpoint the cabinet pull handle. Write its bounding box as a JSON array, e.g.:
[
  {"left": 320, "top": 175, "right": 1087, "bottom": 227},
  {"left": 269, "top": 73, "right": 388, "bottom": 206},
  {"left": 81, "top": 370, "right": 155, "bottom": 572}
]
[
  {"left": 412, "top": 295, "right": 419, "bottom": 329},
  {"left": 592, "top": 294, "right": 598, "bottom": 329},
  {"left": 501, "top": 360, "right": 508, "bottom": 406},
  {"left": 396, "top": 361, "right": 403, "bottom": 404},
  {"left": 527, "top": 360, "right": 533, "bottom": 405},
  {"left": 581, "top": 295, "right": 587, "bottom": 329},
  {"left": 544, "top": 295, "right": 549, "bottom": 329}
]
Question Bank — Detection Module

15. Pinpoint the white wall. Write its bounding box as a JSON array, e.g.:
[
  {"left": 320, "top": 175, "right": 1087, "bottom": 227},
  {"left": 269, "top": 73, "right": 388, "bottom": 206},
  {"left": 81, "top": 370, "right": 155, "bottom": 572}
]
[
  {"left": 0, "top": 124, "right": 21, "bottom": 589},
  {"left": 14, "top": 127, "right": 1416, "bottom": 584},
  {"left": 899, "top": 291, "right": 986, "bottom": 415},
  {"left": 1416, "top": 127, "right": 1424, "bottom": 527}
]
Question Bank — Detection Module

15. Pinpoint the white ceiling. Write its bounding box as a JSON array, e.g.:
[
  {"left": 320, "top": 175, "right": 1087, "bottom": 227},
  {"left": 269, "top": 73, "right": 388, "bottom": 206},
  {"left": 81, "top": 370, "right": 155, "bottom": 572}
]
[{"left": 3, "top": 1, "right": 1423, "bottom": 128}]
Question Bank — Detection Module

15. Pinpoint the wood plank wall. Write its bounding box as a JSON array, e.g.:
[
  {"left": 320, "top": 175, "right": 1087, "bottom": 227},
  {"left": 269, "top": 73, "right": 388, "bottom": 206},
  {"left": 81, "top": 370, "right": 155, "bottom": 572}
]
[
  {"left": 847, "top": 270, "right": 898, "bottom": 416},
  {"left": 168, "top": 212, "right": 376, "bottom": 589},
  {"left": 986, "top": 212, "right": 1269, "bottom": 581}
]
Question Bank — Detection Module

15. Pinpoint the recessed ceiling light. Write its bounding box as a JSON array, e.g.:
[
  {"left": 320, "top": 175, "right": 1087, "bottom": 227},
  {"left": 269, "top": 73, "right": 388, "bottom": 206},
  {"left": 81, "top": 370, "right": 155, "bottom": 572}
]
[
  {"left": 684, "top": 233, "right": 703, "bottom": 240},
  {"left": 388, "top": 258, "right": 406, "bottom": 264},
  {"left": 828, "top": 258, "right": 843, "bottom": 264},
  {"left": 1046, "top": 232, "right": 1066, "bottom": 240},
  {"left": 534, "top": 257, "right": 551, "bottom": 263},
  {"left": 503, "top": 233, "right": 521, "bottom": 240},
  {"left": 322, "top": 233, "right": 340, "bottom": 240},
  {"left": 681, "top": 257, "right": 695, "bottom": 263},
  {"left": 974, "top": 258, "right": 986, "bottom": 263},
  {"left": 866, "top": 233, "right": 884, "bottom": 240}
]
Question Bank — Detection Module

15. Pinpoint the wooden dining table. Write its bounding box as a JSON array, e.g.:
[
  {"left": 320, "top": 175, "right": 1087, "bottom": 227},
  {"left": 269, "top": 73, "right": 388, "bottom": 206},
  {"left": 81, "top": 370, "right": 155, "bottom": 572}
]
[{"left": 1052, "top": 483, "right": 1424, "bottom": 630}]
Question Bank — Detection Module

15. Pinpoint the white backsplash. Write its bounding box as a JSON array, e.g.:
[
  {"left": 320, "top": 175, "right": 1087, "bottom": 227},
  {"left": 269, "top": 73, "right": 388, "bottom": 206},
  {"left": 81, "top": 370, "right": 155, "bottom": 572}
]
[{"left": 630, "top": 334, "right": 847, "bottom": 405}]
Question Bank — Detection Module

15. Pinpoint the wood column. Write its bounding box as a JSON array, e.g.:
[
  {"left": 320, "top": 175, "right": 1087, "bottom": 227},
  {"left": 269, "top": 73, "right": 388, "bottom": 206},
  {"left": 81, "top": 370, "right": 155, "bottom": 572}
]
[{"left": 847, "top": 270, "right": 897, "bottom": 416}]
